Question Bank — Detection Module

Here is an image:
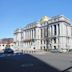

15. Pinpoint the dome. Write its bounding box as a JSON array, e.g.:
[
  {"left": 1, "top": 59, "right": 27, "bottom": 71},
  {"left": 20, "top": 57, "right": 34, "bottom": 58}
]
[{"left": 39, "top": 16, "right": 48, "bottom": 24}]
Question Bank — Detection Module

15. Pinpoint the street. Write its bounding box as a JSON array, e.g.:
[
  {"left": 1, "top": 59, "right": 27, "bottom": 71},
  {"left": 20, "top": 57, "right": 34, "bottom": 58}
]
[
  {"left": 32, "top": 52, "right": 72, "bottom": 72},
  {"left": 0, "top": 53, "right": 61, "bottom": 72},
  {"left": 0, "top": 52, "right": 72, "bottom": 72}
]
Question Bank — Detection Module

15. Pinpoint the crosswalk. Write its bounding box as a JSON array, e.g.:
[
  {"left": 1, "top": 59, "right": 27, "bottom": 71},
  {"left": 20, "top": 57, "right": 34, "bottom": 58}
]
[
  {"left": 0, "top": 54, "right": 17, "bottom": 57},
  {"left": 21, "top": 50, "right": 48, "bottom": 54},
  {"left": 0, "top": 51, "right": 48, "bottom": 57}
]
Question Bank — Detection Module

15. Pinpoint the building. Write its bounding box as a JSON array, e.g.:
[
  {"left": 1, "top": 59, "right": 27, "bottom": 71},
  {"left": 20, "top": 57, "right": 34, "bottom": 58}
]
[
  {"left": 14, "top": 15, "right": 72, "bottom": 52},
  {"left": 0, "top": 38, "right": 14, "bottom": 51}
]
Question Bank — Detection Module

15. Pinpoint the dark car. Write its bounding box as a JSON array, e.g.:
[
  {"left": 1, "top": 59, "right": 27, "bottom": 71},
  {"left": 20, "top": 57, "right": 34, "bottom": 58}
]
[{"left": 4, "top": 48, "right": 14, "bottom": 54}]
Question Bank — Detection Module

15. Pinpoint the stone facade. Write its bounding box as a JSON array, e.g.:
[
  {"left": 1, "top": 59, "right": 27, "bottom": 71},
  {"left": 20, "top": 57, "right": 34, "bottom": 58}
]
[{"left": 14, "top": 15, "right": 72, "bottom": 52}]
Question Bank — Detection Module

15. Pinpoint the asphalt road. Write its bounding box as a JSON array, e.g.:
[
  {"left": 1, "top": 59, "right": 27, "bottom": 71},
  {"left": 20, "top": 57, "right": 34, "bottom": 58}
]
[
  {"left": 32, "top": 52, "right": 72, "bottom": 72},
  {"left": 0, "top": 53, "right": 61, "bottom": 72}
]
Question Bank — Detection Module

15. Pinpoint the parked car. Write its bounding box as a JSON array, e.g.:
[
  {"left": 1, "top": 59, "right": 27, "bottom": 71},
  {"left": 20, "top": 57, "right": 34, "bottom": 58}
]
[{"left": 4, "top": 48, "right": 14, "bottom": 54}]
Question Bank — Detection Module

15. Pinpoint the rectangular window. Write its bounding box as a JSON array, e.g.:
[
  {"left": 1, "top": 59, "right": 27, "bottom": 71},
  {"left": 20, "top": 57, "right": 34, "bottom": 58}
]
[
  {"left": 41, "top": 29, "right": 42, "bottom": 38},
  {"left": 54, "top": 38, "right": 56, "bottom": 43},
  {"left": 44, "top": 46, "right": 45, "bottom": 50},
  {"left": 58, "top": 24, "right": 60, "bottom": 35},
  {"left": 32, "top": 29, "right": 33, "bottom": 39},
  {"left": 54, "top": 25, "right": 56, "bottom": 35},
  {"left": 44, "top": 40, "right": 45, "bottom": 44},
  {"left": 51, "top": 25, "right": 52, "bottom": 36},
  {"left": 34, "top": 28, "right": 36, "bottom": 39},
  {"left": 41, "top": 40, "right": 42, "bottom": 44}
]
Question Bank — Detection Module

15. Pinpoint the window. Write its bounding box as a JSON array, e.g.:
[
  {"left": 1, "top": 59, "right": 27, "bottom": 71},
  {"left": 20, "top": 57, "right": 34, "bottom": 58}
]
[
  {"left": 34, "top": 28, "right": 36, "bottom": 38},
  {"left": 54, "top": 38, "right": 56, "bottom": 43},
  {"left": 54, "top": 25, "right": 56, "bottom": 35},
  {"left": 41, "top": 29, "right": 42, "bottom": 38},
  {"left": 44, "top": 40, "right": 45, "bottom": 44},
  {"left": 32, "top": 29, "right": 33, "bottom": 39},
  {"left": 44, "top": 46, "right": 45, "bottom": 50},
  {"left": 41, "top": 40, "right": 42, "bottom": 44},
  {"left": 51, "top": 25, "right": 52, "bottom": 35},
  {"left": 58, "top": 24, "right": 60, "bottom": 35},
  {"left": 40, "top": 47, "right": 42, "bottom": 50},
  {"left": 3, "top": 45, "right": 4, "bottom": 46},
  {"left": 54, "top": 46, "right": 56, "bottom": 49},
  {"left": 33, "top": 47, "right": 35, "bottom": 50}
]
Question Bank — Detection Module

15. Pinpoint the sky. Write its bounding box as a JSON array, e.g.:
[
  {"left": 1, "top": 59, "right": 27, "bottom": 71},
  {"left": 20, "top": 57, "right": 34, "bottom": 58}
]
[{"left": 0, "top": 0, "right": 72, "bottom": 39}]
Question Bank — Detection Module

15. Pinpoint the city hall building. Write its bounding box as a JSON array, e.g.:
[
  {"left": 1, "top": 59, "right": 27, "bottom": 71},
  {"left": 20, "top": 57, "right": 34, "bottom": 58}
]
[{"left": 14, "top": 15, "right": 72, "bottom": 52}]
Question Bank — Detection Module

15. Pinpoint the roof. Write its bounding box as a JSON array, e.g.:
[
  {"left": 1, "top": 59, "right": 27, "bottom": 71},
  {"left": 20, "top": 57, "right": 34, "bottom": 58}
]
[{"left": 0, "top": 38, "right": 14, "bottom": 44}]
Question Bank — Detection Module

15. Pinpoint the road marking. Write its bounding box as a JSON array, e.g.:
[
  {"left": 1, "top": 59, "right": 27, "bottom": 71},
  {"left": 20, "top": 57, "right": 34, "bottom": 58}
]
[{"left": 21, "top": 64, "right": 34, "bottom": 67}]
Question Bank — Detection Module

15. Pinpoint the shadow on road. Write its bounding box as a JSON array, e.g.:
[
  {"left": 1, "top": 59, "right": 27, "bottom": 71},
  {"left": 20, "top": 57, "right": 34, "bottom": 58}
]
[
  {"left": 0, "top": 54, "right": 64, "bottom": 72},
  {"left": 62, "top": 66, "right": 72, "bottom": 72}
]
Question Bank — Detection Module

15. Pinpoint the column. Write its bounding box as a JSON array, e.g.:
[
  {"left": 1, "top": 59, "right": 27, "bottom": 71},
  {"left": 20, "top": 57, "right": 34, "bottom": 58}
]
[
  {"left": 32, "top": 29, "right": 33, "bottom": 39},
  {"left": 26, "top": 30, "right": 28, "bottom": 40},
  {"left": 23, "top": 31, "right": 25, "bottom": 40},
  {"left": 33, "top": 29, "right": 34, "bottom": 39},
  {"left": 30, "top": 30, "right": 31, "bottom": 39},
  {"left": 34, "top": 29, "right": 36, "bottom": 39},
  {"left": 29, "top": 30, "right": 30, "bottom": 39},
  {"left": 25, "top": 31, "right": 26, "bottom": 40},
  {"left": 27, "top": 30, "right": 29, "bottom": 39},
  {"left": 24, "top": 31, "right": 25, "bottom": 40},
  {"left": 31, "top": 30, "right": 32, "bottom": 39},
  {"left": 50, "top": 25, "right": 52, "bottom": 46}
]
